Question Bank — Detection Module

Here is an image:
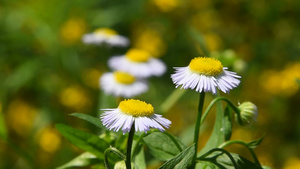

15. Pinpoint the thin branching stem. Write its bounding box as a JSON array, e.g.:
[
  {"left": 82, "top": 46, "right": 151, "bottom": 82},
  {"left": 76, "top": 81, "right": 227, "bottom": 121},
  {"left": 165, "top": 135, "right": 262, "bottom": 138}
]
[{"left": 218, "top": 140, "right": 261, "bottom": 167}]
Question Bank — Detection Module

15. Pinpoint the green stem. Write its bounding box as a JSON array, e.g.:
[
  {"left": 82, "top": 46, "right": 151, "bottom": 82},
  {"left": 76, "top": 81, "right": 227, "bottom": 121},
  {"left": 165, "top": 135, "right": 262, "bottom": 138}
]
[
  {"left": 218, "top": 140, "right": 261, "bottom": 167},
  {"left": 104, "top": 147, "right": 126, "bottom": 169},
  {"left": 126, "top": 123, "right": 135, "bottom": 169},
  {"left": 197, "top": 148, "right": 238, "bottom": 169},
  {"left": 200, "top": 97, "right": 241, "bottom": 126},
  {"left": 190, "top": 92, "right": 206, "bottom": 169}
]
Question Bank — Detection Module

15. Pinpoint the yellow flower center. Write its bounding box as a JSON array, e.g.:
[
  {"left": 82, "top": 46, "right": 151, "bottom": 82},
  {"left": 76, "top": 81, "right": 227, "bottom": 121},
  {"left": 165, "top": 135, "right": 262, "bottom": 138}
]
[
  {"left": 189, "top": 57, "right": 223, "bottom": 76},
  {"left": 126, "top": 49, "right": 151, "bottom": 62},
  {"left": 94, "top": 28, "right": 117, "bottom": 37},
  {"left": 114, "top": 71, "right": 136, "bottom": 84},
  {"left": 119, "top": 99, "right": 154, "bottom": 117}
]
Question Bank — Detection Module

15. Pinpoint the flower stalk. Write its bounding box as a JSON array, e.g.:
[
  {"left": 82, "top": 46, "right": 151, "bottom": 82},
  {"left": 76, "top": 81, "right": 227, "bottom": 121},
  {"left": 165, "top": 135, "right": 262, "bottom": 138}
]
[
  {"left": 190, "top": 91, "right": 205, "bottom": 168},
  {"left": 126, "top": 123, "right": 135, "bottom": 169}
]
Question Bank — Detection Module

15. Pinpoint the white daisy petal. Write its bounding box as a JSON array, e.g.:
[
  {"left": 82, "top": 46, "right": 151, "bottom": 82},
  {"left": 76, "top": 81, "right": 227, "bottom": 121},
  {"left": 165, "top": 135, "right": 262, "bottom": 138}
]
[
  {"left": 82, "top": 28, "right": 129, "bottom": 47},
  {"left": 171, "top": 57, "right": 241, "bottom": 95},
  {"left": 100, "top": 99, "right": 171, "bottom": 134},
  {"left": 100, "top": 72, "right": 148, "bottom": 98},
  {"left": 108, "top": 49, "right": 166, "bottom": 78}
]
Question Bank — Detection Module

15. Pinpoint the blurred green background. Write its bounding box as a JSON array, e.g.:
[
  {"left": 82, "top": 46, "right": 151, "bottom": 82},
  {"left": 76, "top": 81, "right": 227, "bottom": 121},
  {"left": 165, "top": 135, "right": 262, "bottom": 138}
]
[{"left": 1, "top": 0, "right": 300, "bottom": 168}]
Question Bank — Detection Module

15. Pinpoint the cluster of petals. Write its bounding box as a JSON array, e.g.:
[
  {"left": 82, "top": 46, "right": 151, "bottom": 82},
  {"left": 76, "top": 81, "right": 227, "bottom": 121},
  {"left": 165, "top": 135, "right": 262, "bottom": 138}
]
[
  {"left": 101, "top": 106, "right": 171, "bottom": 134},
  {"left": 108, "top": 52, "right": 166, "bottom": 78},
  {"left": 99, "top": 72, "right": 148, "bottom": 98},
  {"left": 82, "top": 29, "right": 129, "bottom": 47},
  {"left": 171, "top": 59, "right": 241, "bottom": 95}
]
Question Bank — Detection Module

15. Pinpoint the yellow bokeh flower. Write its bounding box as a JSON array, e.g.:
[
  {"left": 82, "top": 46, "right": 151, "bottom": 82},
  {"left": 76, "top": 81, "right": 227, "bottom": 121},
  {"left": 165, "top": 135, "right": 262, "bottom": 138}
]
[
  {"left": 6, "top": 100, "right": 37, "bottom": 137},
  {"left": 36, "top": 127, "right": 61, "bottom": 153},
  {"left": 59, "top": 85, "right": 90, "bottom": 111},
  {"left": 190, "top": 10, "right": 219, "bottom": 32},
  {"left": 132, "top": 28, "right": 166, "bottom": 58},
  {"left": 283, "top": 157, "right": 300, "bottom": 169},
  {"left": 151, "top": 0, "right": 179, "bottom": 12},
  {"left": 82, "top": 68, "right": 103, "bottom": 89},
  {"left": 60, "top": 17, "right": 87, "bottom": 45},
  {"left": 204, "top": 33, "right": 223, "bottom": 52},
  {"left": 261, "top": 62, "right": 300, "bottom": 97}
]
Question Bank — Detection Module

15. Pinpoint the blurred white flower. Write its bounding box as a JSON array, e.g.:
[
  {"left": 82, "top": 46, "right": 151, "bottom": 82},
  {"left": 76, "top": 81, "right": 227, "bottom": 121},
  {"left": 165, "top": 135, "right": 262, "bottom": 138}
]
[
  {"left": 82, "top": 28, "right": 129, "bottom": 47},
  {"left": 100, "top": 71, "right": 148, "bottom": 98},
  {"left": 108, "top": 48, "right": 166, "bottom": 78}
]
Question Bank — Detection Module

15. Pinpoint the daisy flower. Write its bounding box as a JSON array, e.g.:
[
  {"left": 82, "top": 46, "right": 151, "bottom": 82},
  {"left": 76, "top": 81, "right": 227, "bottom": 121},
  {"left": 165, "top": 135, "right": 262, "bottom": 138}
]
[
  {"left": 82, "top": 28, "right": 129, "bottom": 47},
  {"left": 171, "top": 57, "right": 241, "bottom": 95},
  {"left": 101, "top": 99, "right": 171, "bottom": 134},
  {"left": 100, "top": 71, "right": 148, "bottom": 98},
  {"left": 108, "top": 48, "right": 166, "bottom": 78}
]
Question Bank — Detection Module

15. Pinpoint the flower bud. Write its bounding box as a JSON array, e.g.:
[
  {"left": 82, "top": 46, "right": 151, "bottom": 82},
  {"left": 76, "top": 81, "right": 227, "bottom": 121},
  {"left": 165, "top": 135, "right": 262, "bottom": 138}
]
[
  {"left": 236, "top": 102, "right": 258, "bottom": 125},
  {"left": 114, "top": 161, "right": 136, "bottom": 169}
]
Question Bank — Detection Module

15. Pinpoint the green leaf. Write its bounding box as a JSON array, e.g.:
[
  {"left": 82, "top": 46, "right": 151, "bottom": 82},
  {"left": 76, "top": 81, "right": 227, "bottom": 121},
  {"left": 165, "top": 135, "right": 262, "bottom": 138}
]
[
  {"left": 223, "top": 106, "right": 232, "bottom": 141},
  {"left": 159, "top": 144, "right": 195, "bottom": 169},
  {"left": 188, "top": 27, "right": 209, "bottom": 56},
  {"left": 57, "top": 152, "right": 100, "bottom": 169},
  {"left": 199, "top": 92, "right": 225, "bottom": 155},
  {"left": 247, "top": 135, "right": 265, "bottom": 149},
  {"left": 0, "top": 112, "right": 7, "bottom": 140},
  {"left": 199, "top": 151, "right": 262, "bottom": 169},
  {"left": 133, "top": 145, "right": 146, "bottom": 169},
  {"left": 56, "top": 124, "right": 109, "bottom": 159},
  {"left": 3, "top": 60, "right": 39, "bottom": 93},
  {"left": 70, "top": 113, "right": 105, "bottom": 130},
  {"left": 143, "top": 132, "right": 185, "bottom": 161}
]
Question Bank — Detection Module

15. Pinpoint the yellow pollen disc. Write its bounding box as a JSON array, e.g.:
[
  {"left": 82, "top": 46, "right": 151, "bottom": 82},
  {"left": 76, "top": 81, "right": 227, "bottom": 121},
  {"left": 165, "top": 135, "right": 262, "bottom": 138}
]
[
  {"left": 189, "top": 57, "right": 223, "bottom": 76},
  {"left": 119, "top": 99, "right": 154, "bottom": 117},
  {"left": 94, "top": 28, "right": 117, "bottom": 37},
  {"left": 126, "top": 49, "right": 151, "bottom": 62},
  {"left": 114, "top": 71, "right": 136, "bottom": 84}
]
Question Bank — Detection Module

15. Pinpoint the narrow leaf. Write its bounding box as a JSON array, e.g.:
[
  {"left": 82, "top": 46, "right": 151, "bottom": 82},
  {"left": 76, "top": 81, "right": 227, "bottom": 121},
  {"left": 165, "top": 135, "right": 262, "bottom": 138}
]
[
  {"left": 198, "top": 148, "right": 262, "bottom": 169},
  {"left": 56, "top": 124, "right": 109, "bottom": 159},
  {"left": 188, "top": 27, "right": 209, "bottom": 56},
  {"left": 199, "top": 92, "right": 225, "bottom": 155},
  {"left": 57, "top": 152, "right": 99, "bottom": 169},
  {"left": 247, "top": 135, "right": 265, "bottom": 149},
  {"left": 0, "top": 112, "right": 7, "bottom": 140},
  {"left": 143, "top": 132, "right": 185, "bottom": 161},
  {"left": 70, "top": 113, "right": 105, "bottom": 129},
  {"left": 223, "top": 106, "right": 232, "bottom": 141},
  {"left": 159, "top": 144, "right": 195, "bottom": 169},
  {"left": 201, "top": 151, "right": 262, "bottom": 169},
  {"left": 134, "top": 145, "right": 146, "bottom": 169}
]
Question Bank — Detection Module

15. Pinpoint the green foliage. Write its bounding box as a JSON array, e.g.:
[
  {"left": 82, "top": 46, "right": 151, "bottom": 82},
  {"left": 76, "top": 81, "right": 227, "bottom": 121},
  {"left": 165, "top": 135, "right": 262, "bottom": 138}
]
[
  {"left": 57, "top": 152, "right": 100, "bottom": 169},
  {"left": 0, "top": 112, "right": 7, "bottom": 140},
  {"left": 247, "top": 136, "right": 265, "bottom": 149},
  {"left": 199, "top": 93, "right": 225, "bottom": 155},
  {"left": 159, "top": 144, "right": 195, "bottom": 169},
  {"left": 3, "top": 0, "right": 298, "bottom": 168},
  {"left": 133, "top": 147, "right": 146, "bottom": 169},
  {"left": 56, "top": 124, "right": 109, "bottom": 159},
  {"left": 198, "top": 150, "right": 262, "bottom": 169},
  {"left": 70, "top": 113, "right": 105, "bottom": 130},
  {"left": 223, "top": 106, "right": 232, "bottom": 141},
  {"left": 143, "top": 132, "right": 185, "bottom": 161}
]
